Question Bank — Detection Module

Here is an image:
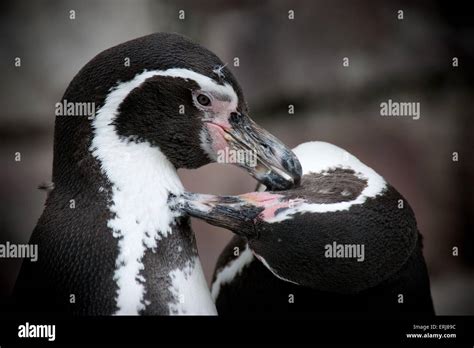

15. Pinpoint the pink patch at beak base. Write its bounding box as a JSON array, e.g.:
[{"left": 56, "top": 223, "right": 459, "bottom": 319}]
[{"left": 206, "top": 123, "right": 229, "bottom": 153}]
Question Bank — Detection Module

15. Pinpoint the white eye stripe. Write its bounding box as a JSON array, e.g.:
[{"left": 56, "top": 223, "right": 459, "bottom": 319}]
[
  {"left": 103, "top": 68, "right": 239, "bottom": 116},
  {"left": 151, "top": 68, "right": 238, "bottom": 107}
]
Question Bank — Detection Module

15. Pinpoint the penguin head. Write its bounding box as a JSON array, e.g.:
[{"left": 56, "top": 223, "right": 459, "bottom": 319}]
[{"left": 60, "top": 33, "right": 301, "bottom": 190}]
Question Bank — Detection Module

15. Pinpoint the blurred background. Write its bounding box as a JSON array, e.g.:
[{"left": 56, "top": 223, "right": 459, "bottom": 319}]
[{"left": 1, "top": 0, "right": 473, "bottom": 314}]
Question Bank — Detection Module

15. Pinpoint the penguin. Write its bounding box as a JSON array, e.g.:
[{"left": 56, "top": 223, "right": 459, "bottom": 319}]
[
  {"left": 13, "top": 33, "right": 302, "bottom": 315},
  {"left": 176, "top": 141, "right": 435, "bottom": 316}
]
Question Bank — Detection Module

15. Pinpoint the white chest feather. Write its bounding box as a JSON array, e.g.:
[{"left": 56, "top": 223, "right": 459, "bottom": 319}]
[{"left": 168, "top": 257, "right": 217, "bottom": 315}]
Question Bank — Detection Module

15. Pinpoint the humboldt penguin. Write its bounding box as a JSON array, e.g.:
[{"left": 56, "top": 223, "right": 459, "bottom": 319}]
[
  {"left": 177, "top": 141, "right": 434, "bottom": 316},
  {"left": 13, "top": 33, "right": 301, "bottom": 315}
]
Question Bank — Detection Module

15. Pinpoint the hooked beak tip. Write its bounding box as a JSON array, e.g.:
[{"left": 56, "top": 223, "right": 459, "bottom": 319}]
[
  {"left": 257, "top": 152, "right": 302, "bottom": 191},
  {"left": 282, "top": 154, "right": 303, "bottom": 186}
]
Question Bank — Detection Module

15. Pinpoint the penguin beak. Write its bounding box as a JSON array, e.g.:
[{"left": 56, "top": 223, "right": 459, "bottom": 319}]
[
  {"left": 172, "top": 191, "right": 285, "bottom": 238},
  {"left": 205, "top": 113, "right": 302, "bottom": 190}
]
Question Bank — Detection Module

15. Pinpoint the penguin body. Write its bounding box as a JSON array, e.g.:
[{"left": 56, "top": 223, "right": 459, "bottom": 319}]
[
  {"left": 14, "top": 33, "right": 302, "bottom": 315},
  {"left": 178, "top": 141, "right": 435, "bottom": 315},
  {"left": 212, "top": 235, "right": 433, "bottom": 316}
]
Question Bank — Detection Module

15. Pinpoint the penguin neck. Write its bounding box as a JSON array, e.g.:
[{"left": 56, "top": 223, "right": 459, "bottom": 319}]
[
  {"left": 90, "top": 127, "right": 215, "bottom": 315},
  {"left": 85, "top": 75, "right": 216, "bottom": 315},
  {"left": 91, "top": 124, "right": 184, "bottom": 234},
  {"left": 89, "top": 73, "right": 185, "bottom": 249}
]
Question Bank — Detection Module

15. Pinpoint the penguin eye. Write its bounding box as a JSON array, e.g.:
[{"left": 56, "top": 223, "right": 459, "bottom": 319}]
[{"left": 197, "top": 94, "right": 211, "bottom": 107}]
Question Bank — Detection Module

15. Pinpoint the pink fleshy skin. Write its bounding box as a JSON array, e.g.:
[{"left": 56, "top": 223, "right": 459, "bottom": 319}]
[
  {"left": 211, "top": 101, "right": 234, "bottom": 125},
  {"left": 206, "top": 123, "right": 228, "bottom": 153},
  {"left": 239, "top": 192, "right": 290, "bottom": 221},
  {"left": 240, "top": 192, "right": 283, "bottom": 204},
  {"left": 260, "top": 202, "right": 290, "bottom": 221}
]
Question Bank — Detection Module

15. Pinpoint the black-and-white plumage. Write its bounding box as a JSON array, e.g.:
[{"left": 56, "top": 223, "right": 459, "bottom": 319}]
[
  {"left": 13, "top": 33, "right": 301, "bottom": 315},
  {"left": 178, "top": 141, "right": 435, "bottom": 315}
]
